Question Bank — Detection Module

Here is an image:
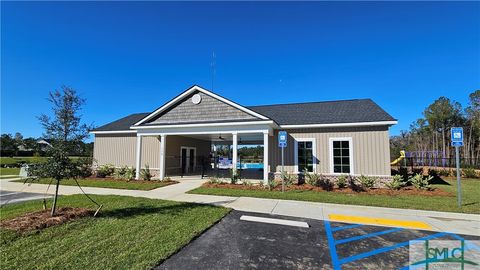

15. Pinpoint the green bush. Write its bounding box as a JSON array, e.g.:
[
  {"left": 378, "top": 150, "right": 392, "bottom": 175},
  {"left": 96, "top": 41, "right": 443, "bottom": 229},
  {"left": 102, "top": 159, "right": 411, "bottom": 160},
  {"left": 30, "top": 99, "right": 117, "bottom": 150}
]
[
  {"left": 74, "top": 157, "right": 93, "bottom": 178},
  {"left": 96, "top": 164, "right": 115, "bottom": 178},
  {"left": 319, "top": 177, "right": 334, "bottom": 191},
  {"left": 305, "top": 171, "right": 321, "bottom": 186},
  {"left": 268, "top": 179, "right": 278, "bottom": 190},
  {"left": 438, "top": 169, "right": 451, "bottom": 177},
  {"left": 337, "top": 175, "right": 347, "bottom": 189},
  {"left": 385, "top": 174, "right": 406, "bottom": 190},
  {"left": 140, "top": 164, "right": 152, "bottom": 181},
  {"left": 358, "top": 175, "right": 376, "bottom": 189},
  {"left": 242, "top": 180, "right": 253, "bottom": 186},
  {"left": 113, "top": 166, "right": 135, "bottom": 181},
  {"left": 281, "top": 171, "right": 297, "bottom": 186},
  {"left": 462, "top": 167, "right": 478, "bottom": 178},
  {"left": 208, "top": 177, "right": 220, "bottom": 184},
  {"left": 230, "top": 169, "right": 239, "bottom": 184},
  {"left": 409, "top": 174, "right": 432, "bottom": 190}
]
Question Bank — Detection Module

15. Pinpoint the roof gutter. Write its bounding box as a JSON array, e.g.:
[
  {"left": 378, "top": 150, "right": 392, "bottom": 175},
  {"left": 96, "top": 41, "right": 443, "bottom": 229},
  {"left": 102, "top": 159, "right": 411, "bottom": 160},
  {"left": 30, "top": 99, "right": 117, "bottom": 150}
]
[{"left": 90, "top": 130, "right": 137, "bottom": 134}]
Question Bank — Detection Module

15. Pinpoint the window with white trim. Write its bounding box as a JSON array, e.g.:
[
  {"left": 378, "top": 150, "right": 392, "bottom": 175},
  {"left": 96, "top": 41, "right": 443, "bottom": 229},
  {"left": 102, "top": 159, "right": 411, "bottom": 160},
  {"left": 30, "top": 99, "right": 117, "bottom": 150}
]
[
  {"left": 297, "top": 141, "right": 314, "bottom": 172},
  {"left": 332, "top": 140, "right": 351, "bottom": 173}
]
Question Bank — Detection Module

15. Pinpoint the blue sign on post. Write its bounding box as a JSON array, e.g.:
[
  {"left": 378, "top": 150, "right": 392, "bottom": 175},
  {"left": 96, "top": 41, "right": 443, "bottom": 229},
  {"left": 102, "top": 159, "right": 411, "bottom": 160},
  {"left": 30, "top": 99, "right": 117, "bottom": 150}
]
[
  {"left": 278, "top": 131, "right": 287, "bottom": 148},
  {"left": 451, "top": 127, "right": 464, "bottom": 147}
]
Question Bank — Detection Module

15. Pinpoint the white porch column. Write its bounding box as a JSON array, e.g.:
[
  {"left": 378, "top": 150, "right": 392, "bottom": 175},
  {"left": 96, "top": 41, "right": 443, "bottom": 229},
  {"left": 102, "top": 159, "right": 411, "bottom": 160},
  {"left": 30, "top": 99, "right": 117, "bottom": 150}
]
[
  {"left": 232, "top": 132, "right": 238, "bottom": 173},
  {"left": 159, "top": 134, "right": 167, "bottom": 180},
  {"left": 263, "top": 131, "right": 269, "bottom": 183},
  {"left": 135, "top": 135, "right": 142, "bottom": 180}
]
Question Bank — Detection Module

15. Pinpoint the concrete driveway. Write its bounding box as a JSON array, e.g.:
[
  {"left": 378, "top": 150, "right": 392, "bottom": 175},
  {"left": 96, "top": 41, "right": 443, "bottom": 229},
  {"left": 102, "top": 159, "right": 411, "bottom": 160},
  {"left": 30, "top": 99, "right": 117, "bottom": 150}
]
[{"left": 156, "top": 210, "right": 480, "bottom": 270}]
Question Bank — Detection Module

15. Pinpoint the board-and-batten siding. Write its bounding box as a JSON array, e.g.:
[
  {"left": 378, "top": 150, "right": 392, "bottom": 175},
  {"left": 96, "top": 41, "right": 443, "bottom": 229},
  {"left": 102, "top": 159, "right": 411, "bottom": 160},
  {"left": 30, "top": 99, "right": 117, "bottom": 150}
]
[
  {"left": 93, "top": 134, "right": 160, "bottom": 169},
  {"left": 269, "top": 126, "right": 391, "bottom": 176}
]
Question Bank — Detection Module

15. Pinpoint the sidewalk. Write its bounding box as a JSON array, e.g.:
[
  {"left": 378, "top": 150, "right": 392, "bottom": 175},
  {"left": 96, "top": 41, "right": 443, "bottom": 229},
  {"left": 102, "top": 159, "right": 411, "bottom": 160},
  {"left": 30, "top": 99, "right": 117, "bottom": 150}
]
[{"left": 1, "top": 177, "right": 479, "bottom": 236}]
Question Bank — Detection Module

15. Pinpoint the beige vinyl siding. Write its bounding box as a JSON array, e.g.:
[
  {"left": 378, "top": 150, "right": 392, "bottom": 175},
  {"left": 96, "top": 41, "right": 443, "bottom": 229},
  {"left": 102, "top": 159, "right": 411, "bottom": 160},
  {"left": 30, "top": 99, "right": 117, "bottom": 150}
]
[{"left": 270, "top": 126, "right": 391, "bottom": 176}]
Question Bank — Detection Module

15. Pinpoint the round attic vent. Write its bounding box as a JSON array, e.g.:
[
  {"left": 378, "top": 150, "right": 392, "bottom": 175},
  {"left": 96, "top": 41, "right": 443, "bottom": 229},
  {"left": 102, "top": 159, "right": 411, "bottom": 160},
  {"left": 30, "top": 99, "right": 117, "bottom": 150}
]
[{"left": 192, "top": 94, "right": 202, "bottom": 104}]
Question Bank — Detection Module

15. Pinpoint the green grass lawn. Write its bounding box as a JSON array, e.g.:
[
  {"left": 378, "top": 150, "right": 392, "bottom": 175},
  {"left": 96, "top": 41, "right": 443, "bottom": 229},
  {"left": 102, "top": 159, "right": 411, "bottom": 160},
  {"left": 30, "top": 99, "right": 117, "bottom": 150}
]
[
  {"left": 12, "top": 178, "right": 175, "bottom": 191},
  {"left": 0, "top": 167, "right": 20, "bottom": 176},
  {"left": 0, "top": 195, "right": 230, "bottom": 270},
  {"left": 189, "top": 178, "right": 480, "bottom": 214}
]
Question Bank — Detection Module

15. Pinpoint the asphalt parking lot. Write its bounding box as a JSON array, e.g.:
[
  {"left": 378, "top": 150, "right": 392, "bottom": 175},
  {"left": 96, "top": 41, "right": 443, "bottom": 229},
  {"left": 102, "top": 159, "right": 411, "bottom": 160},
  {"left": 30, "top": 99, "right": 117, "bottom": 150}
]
[
  {"left": 0, "top": 190, "right": 51, "bottom": 206},
  {"left": 156, "top": 210, "right": 479, "bottom": 270}
]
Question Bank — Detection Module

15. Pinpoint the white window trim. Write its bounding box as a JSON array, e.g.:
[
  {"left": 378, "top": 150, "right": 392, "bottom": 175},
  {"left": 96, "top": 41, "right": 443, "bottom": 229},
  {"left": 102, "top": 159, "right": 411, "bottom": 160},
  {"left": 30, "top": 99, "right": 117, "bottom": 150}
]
[
  {"left": 180, "top": 146, "right": 197, "bottom": 173},
  {"left": 329, "top": 137, "right": 354, "bottom": 175},
  {"left": 294, "top": 138, "right": 317, "bottom": 173}
]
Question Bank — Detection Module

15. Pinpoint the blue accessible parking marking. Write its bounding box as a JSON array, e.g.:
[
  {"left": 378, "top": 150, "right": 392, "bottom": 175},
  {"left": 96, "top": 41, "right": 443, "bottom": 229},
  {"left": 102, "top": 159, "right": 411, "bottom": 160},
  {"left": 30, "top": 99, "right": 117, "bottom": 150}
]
[{"left": 324, "top": 219, "right": 476, "bottom": 270}]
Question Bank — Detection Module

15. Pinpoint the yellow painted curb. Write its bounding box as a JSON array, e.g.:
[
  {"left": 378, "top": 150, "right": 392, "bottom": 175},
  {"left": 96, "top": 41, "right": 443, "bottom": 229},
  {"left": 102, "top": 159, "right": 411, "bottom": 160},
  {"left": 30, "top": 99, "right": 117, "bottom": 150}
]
[{"left": 329, "top": 214, "right": 432, "bottom": 230}]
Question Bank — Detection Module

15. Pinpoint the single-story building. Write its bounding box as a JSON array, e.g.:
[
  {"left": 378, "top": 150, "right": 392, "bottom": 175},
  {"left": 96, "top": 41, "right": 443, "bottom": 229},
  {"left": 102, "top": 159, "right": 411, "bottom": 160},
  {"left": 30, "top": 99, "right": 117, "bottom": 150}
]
[{"left": 91, "top": 85, "right": 397, "bottom": 182}]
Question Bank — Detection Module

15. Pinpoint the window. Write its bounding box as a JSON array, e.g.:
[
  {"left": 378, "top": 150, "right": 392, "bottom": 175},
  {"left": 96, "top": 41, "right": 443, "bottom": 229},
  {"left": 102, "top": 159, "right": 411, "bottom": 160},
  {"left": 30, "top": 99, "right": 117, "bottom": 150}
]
[
  {"left": 297, "top": 140, "right": 314, "bottom": 172},
  {"left": 331, "top": 139, "right": 351, "bottom": 173}
]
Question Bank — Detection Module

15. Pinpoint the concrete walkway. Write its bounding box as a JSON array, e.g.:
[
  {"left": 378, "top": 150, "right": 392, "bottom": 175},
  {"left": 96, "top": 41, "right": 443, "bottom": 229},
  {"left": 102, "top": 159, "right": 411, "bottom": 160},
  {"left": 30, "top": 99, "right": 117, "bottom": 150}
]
[{"left": 1, "top": 177, "right": 479, "bottom": 236}]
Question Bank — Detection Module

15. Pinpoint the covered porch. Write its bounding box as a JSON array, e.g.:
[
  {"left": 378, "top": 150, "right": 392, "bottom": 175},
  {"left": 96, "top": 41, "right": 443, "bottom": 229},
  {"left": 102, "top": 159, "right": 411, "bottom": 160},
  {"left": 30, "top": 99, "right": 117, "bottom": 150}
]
[{"left": 133, "top": 122, "right": 273, "bottom": 182}]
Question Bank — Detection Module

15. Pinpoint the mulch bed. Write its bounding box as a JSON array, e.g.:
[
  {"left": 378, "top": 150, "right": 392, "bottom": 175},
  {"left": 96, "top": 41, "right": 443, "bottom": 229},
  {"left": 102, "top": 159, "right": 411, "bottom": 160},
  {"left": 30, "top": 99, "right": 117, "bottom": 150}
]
[
  {"left": 202, "top": 183, "right": 452, "bottom": 197},
  {"left": 0, "top": 207, "right": 93, "bottom": 233}
]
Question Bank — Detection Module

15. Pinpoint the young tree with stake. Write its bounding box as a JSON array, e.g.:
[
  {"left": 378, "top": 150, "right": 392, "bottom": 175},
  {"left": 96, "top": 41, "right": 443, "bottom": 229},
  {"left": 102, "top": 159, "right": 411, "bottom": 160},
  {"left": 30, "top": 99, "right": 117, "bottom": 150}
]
[{"left": 34, "top": 86, "right": 92, "bottom": 216}]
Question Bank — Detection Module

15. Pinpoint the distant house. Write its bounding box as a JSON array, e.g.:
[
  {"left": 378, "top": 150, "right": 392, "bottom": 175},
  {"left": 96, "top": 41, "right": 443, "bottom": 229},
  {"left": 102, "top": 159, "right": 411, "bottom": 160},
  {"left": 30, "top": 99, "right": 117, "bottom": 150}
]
[
  {"left": 90, "top": 85, "right": 397, "bottom": 181},
  {"left": 36, "top": 139, "right": 52, "bottom": 152}
]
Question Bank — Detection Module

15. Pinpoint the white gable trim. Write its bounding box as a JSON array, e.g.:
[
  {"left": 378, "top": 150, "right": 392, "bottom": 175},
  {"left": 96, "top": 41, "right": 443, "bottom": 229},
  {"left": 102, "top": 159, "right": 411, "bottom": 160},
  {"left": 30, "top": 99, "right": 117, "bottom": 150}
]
[{"left": 133, "top": 85, "right": 270, "bottom": 126}]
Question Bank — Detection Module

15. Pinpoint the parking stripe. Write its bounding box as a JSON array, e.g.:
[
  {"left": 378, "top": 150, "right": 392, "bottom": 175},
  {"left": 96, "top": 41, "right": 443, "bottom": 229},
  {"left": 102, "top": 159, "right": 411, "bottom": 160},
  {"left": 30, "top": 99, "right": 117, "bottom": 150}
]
[
  {"left": 240, "top": 215, "right": 309, "bottom": 228},
  {"left": 329, "top": 214, "right": 432, "bottom": 230},
  {"left": 331, "top": 223, "right": 363, "bottom": 232},
  {"left": 335, "top": 228, "right": 403, "bottom": 245},
  {"left": 324, "top": 220, "right": 341, "bottom": 270}
]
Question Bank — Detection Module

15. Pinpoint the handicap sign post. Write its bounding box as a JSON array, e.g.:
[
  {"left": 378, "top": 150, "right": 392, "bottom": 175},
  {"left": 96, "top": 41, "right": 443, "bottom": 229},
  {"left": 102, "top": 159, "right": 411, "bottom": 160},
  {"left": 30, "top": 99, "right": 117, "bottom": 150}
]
[
  {"left": 278, "top": 131, "right": 287, "bottom": 192},
  {"left": 451, "top": 127, "right": 463, "bottom": 208}
]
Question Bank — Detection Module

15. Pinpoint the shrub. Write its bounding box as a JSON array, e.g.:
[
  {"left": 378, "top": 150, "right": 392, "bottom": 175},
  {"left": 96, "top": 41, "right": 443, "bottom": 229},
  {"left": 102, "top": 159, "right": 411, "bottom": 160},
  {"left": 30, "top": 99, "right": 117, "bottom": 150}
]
[
  {"left": 230, "top": 169, "right": 239, "bottom": 184},
  {"left": 114, "top": 166, "right": 135, "bottom": 181},
  {"left": 438, "top": 169, "right": 451, "bottom": 177},
  {"left": 358, "top": 175, "right": 376, "bottom": 189},
  {"left": 242, "top": 180, "right": 253, "bottom": 186},
  {"left": 281, "top": 171, "right": 297, "bottom": 186},
  {"left": 123, "top": 167, "right": 135, "bottom": 181},
  {"left": 208, "top": 177, "right": 220, "bottom": 184},
  {"left": 319, "top": 177, "right": 334, "bottom": 191},
  {"left": 113, "top": 166, "right": 127, "bottom": 180},
  {"left": 96, "top": 164, "right": 115, "bottom": 178},
  {"left": 305, "top": 171, "right": 321, "bottom": 186},
  {"left": 140, "top": 164, "right": 152, "bottom": 181},
  {"left": 462, "top": 167, "right": 478, "bottom": 178},
  {"left": 337, "top": 175, "right": 347, "bottom": 189},
  {"left": 385, "top": 175, "right": 405, "bottom": 190},
  {"left": 268, "top": 179, "right": 278, "bottom": 190},
  {"left": 409, "top": 173, "right": 432, "bottom": 190},
  {"left": 75, "top": 157, "right": 93, "bottom": 178},
  {"left": 348, "top": 176, "right": 364, "bottom": 192}
]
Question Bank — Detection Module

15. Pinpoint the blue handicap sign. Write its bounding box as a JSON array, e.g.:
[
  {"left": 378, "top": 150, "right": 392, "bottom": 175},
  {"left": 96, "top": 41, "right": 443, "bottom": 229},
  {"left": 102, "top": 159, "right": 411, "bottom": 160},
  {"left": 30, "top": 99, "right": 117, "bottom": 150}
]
[
  {"left": 451, "top": 127, "right": 463, "bottom": 147},
  {"left": 278, "top": 131, "right": 287, "bottom": 148}
]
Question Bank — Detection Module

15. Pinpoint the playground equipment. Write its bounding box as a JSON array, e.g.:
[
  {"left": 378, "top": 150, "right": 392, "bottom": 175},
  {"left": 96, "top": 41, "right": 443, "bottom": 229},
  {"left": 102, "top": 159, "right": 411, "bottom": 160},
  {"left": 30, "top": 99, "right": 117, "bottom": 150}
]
[
  {"left": 406, "top": 150, "right": 446, "bottom": 167},
  {"left": 390, "top": 150, "right": 406, "bottom": 165}
]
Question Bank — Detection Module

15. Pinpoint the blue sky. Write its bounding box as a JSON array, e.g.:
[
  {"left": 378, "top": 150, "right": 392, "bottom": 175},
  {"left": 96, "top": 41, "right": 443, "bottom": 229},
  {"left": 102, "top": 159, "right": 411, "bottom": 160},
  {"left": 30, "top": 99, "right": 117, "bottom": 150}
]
[{"left": 2, "top": 1, "right": 479, "bottom": 141}]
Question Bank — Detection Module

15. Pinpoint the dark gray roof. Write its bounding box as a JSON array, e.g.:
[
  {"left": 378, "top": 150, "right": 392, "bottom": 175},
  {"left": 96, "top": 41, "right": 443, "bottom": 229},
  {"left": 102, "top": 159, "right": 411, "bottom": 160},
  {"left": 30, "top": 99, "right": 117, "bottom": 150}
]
[
  {"left": 247, "top": 99, "right": 396, "bottom": 125},
  {"left": 92, "top": 99, "right": 395, "bottom": 131},
  {"left": 92, "top": 113, "right": 149, "bottom": 131}
]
